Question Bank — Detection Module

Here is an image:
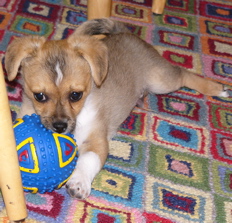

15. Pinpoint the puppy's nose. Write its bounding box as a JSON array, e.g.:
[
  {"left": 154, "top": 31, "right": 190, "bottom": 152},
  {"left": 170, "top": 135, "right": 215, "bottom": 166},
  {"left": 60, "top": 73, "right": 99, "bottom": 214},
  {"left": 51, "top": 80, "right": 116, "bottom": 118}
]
[{"left": 53, "top": 122, "right": 68, "bottom": 133}]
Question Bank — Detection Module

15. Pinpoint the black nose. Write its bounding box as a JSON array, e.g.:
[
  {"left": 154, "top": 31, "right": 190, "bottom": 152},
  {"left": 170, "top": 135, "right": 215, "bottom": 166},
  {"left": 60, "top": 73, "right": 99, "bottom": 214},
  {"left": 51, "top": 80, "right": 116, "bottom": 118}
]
[{"left": 53, "top": 122, "right": 67, "bottom": 133}]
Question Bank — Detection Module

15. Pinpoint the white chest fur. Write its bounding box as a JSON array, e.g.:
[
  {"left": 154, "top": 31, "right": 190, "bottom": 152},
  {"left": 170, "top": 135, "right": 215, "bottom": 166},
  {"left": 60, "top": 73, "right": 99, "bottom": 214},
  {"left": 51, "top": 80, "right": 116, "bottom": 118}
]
[{"left": 74, "top": 95, "right": 97, "bottom": 146}]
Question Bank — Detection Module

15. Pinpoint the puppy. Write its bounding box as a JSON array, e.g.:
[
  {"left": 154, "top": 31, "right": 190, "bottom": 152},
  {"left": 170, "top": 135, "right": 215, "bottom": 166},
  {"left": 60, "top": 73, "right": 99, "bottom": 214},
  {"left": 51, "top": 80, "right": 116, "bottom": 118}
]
[{"left": 5, "top": 18, "right": 228, "bottom": 199}]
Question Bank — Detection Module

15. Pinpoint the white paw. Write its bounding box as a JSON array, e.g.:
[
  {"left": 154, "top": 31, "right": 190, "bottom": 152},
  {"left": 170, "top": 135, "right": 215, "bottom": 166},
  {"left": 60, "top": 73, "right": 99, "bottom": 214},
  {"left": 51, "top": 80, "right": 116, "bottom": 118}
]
[
  {"left": 65, "top": 151, "right": 101, "bottom": 199},
  {"left": 219, "top": 86, "right": 229, "bottom": 97},
  {"left": 66, "top": 169, "right": 92, "bottom": 199}
]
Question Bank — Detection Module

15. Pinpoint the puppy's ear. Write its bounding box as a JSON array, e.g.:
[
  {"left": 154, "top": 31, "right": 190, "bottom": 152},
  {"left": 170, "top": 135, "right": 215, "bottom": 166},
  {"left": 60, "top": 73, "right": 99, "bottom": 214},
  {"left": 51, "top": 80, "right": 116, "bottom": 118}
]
[
  {"left": 5, "top": 36, "right": 46, "bottom": 81},
  {"left": 67, "top": 35, "right": 108, "bottom": 86}
]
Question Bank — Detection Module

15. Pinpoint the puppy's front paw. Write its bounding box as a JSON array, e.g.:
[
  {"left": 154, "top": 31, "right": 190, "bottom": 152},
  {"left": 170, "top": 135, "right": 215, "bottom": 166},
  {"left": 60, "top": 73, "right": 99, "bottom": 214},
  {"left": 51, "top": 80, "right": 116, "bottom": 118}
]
[
  {"left": 66, "top": 170, "right": 91, "bottom": 199},
  {"left": 65, "top": 151, "right": 102, "bottom": 199}
]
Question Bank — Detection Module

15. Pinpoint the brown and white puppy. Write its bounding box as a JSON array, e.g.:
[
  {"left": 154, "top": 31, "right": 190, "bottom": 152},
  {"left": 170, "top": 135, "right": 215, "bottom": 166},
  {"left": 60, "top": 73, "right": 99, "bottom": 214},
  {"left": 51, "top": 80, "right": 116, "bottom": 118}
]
[{"left": 5, "top": 18, "right": 228, "bottom": 199}]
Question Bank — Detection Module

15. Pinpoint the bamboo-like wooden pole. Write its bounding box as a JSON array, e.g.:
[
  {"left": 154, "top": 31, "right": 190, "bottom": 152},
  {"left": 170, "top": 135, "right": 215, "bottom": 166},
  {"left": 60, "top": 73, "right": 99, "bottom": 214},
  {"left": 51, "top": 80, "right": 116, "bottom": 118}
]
[
  {"left": 152, "top": 0, "right": 166, "bottom": 14},
  {"left": 87, "top": 0, "right": 112, "bottom": 20},
  {"left": 0, "top": 63, "right": 27, "bottom": 221}
]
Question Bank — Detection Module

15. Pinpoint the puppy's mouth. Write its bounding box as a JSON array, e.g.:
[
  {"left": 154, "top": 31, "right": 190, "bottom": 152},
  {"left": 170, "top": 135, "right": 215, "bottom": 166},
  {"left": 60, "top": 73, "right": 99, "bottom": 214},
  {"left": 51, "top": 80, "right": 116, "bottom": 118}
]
[{"left": 40, "top": 117, "right": 76, "bottom": 134}]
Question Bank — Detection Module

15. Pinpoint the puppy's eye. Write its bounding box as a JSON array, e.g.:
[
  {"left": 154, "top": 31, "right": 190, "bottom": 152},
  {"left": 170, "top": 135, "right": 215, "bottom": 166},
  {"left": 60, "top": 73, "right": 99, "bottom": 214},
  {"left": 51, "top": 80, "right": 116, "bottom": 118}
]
[
  {"left": 34, "top": 93, "right": 48, "bottom": 102},
  {"left": 69, "top": 92, "right": 83, "bottom": 102}
]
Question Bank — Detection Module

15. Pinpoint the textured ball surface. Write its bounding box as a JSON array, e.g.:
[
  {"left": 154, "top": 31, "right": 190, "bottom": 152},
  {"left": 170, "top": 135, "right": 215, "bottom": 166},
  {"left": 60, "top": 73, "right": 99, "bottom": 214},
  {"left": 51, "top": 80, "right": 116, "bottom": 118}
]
[{"left": 13, "top": 114, "right": 78, "bottom": 194}]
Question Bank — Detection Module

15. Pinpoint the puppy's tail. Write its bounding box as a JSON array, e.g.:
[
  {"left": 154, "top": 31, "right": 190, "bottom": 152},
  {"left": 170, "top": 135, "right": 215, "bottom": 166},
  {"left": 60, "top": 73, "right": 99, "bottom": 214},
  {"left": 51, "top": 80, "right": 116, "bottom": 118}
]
[{"left": 73, "top": 18, "right": 129, "bottom": 36}]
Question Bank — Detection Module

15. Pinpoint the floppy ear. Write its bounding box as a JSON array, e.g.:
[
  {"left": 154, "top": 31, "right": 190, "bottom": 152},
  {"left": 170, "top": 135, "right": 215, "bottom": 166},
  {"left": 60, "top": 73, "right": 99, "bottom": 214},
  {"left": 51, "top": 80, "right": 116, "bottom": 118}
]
[
  {"left": 5, "top": 36, "right": 46, "bottom": 81},
  {"left": 67, "top": 35, "right": 108, "bottom": 87}
]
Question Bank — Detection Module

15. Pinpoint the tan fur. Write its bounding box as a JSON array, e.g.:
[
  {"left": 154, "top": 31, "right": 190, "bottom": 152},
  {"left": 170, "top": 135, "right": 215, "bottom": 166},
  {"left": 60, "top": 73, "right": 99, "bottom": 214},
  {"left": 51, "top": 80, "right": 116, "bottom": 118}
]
[
  {"left": 81, "top": 131, "right": 109, "bottom": 167},
  {"left": 4, "top": 19, "right": 228, "bottom": 199}
]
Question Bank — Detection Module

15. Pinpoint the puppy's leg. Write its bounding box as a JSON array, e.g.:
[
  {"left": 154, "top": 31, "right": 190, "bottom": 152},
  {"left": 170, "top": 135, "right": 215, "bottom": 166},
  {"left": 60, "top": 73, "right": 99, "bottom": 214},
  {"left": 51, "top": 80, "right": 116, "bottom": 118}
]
[
  {"left": 66, "top": 132, "right": 108, "bottom": 199},
  {"left": 146, "top": 64, "right": 228, "bottom": 97},
  {"left": 181, "top": 69, "right": 228, "bottom": 97}
]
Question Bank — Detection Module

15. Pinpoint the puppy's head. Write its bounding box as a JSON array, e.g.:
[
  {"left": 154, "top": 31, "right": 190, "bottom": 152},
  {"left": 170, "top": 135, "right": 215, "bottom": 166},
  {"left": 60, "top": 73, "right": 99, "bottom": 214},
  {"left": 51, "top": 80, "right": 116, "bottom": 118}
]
[{"left": 5, "top": 34, "right": 108, "bottom": 133}]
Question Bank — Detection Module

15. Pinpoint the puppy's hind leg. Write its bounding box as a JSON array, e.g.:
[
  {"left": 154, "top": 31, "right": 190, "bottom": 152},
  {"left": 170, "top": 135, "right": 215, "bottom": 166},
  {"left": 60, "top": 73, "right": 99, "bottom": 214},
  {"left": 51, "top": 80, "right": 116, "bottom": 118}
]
[
  {"left": 181, "top": 68, "right": 228, "bottom": 97},
  {"left": 146, "top": 63, "right": 228, "bottom": 97}
]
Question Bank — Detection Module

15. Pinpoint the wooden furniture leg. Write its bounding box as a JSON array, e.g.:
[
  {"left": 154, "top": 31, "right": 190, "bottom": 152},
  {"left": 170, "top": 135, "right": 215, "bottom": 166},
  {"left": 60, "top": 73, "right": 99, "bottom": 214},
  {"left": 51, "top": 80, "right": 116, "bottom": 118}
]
[
  {"left": 87, "top": 0, "right": 166, "bottom": 19},
  {"left": 152, "top": 0, "right": 166, "bottom": 14},
  {"left": 87, "top": 0, "right": 112, "bottom": 20},
  {"left": 0, "top": 63, "right": 27, "bottom": 221}
]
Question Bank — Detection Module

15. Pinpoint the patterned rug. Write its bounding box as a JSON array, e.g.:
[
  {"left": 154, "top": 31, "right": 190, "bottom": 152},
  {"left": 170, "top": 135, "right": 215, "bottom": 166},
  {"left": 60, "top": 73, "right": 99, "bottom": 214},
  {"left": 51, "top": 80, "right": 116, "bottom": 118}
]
[{"left": 0, "top": 0, "right": 232, "bottom": 222}]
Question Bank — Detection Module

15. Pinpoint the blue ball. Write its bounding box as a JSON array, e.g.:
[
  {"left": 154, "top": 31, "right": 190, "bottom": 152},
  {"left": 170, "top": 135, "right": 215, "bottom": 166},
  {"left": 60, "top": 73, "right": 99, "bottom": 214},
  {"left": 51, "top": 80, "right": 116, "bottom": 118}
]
[{"left": 13, "top": 114, "right": 78, "bottom": 194}]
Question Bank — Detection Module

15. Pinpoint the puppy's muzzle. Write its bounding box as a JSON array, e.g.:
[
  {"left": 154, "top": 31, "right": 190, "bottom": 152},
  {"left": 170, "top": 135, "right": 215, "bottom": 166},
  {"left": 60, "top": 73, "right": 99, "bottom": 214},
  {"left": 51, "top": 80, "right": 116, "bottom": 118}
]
[{"left": 53, "top": 121, "right": 68, "bottom": 133}]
